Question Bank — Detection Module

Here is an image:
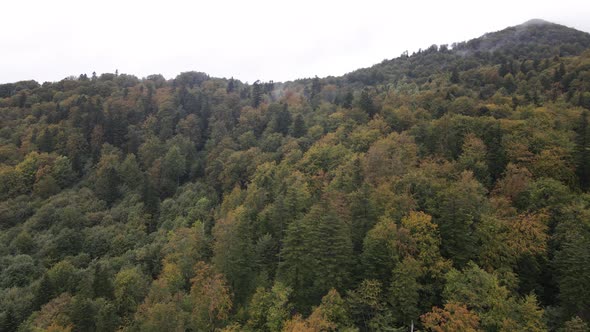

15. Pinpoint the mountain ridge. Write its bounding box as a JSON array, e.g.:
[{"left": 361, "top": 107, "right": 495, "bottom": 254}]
[{"left": 341, "top": 19, "right": 590, "bottom": 86}]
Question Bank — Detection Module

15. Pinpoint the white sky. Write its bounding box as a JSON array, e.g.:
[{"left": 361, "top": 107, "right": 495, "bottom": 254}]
[{"left": 2, "top": 0, "right": 590, "bottom": 84}]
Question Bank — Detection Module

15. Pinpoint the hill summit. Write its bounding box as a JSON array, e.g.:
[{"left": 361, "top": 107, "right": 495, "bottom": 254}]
[
  {"left": 344, "top": 19, "right": 590, "bottom": 85},
  {"left": 457, "top": 19, "right": 590, "bottom": 57}
]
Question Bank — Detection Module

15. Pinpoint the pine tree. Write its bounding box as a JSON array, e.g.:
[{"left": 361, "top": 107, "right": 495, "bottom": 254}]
[
  {"left": 252, "top": 80, "right": 263, "bottom": 108},
  {"left": 310, "top": 76, "right": 322, "bottom": 110},
  {"left": 93, "top": 263, "right": 114, "bottom": 299},
  {"left": 291, "top": 114, "right": 306, "bottom": 138},
  {"left": 450, "top": 67, "right": 460, "bottom": 84},
  {"left": 0, "top": 308, "right": 18, "bottom": 332},
  {"left": 227, "top": 77, "right": 236, "bottom": 93},
  {"left": 390, "top": 257, "right": 421, "bottom": 326},
  {"left": 95, "top": 165, "right": 120, "bottom": 205},
  {"left": 310, "top": 202, "right": 354, "bottom": 296},
  {"left": 279, "top": 202, "right": 353, "bottom": 310},
  {"left": 575, "top": 111, "right": 590, "bottom": 191},
  {"left": 435, "top": 172, "right": 486, "bottom": 267},
  {"left": 33, "top": 274, "right": 54, "bottom": 310},
  {"left": 278, "top": 218, "right": 314, "bottom": 308},
  {"left": 359, "top": 90, "right": 377, "bottom": 117},
  {"left": 342, "top": 91, "right": 354, "bottom": 109},
  {"left": 36, "top": 128, "right": 53, "bottom": 152},
  {"left": 272, "top": 104, "right": 292, "bottom": 136}
]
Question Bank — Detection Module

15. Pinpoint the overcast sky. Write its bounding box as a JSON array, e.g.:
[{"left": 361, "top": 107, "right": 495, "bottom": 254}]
[{"left": 2, "top": 0, "right": 590, "bottom": 84}]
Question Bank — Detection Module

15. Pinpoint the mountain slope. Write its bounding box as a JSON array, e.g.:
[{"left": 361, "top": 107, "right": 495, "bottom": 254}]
[
  {"left": 344, "top": 19, "right": 590, "bottom": 85},
  {"left": 456, "top": 19, "right": 590, "bottom": 57}
]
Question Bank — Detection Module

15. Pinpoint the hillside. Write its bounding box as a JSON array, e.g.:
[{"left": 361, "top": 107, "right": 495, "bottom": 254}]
[
  {"left": 345, "top": 19, "right": 590, "bottom": 86},
  {"left": 1, "top": 20, "right": 590, "bottom": 331}
]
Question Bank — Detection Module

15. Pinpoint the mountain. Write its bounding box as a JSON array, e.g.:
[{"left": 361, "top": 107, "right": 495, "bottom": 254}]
[
  {"left": 456, "top": 19, "right": 590, "bottom": 57},
  {"left": 1, "top": 19, "right": 590, "bottom": 332},
  {"left": 344, "top": 19, "right": 590, "bottom": 85}
]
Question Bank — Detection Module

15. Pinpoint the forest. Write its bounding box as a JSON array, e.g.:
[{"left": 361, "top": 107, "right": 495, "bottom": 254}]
[{"left": 1, "top": 20, "right": 590, "bottom": 331}]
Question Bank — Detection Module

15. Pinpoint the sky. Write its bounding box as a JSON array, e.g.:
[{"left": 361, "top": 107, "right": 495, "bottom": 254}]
[{"left": 2, "top": 0, "right": 590, "bottom": 84}]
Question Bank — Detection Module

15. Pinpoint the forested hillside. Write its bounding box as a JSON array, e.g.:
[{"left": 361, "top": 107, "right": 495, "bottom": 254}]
[{"left": 1, "top": 20, "right": 590, "bottom": 331}]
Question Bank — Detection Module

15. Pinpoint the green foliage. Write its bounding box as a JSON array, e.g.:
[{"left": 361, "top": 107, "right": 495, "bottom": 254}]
[
  {"left": 389, "top": 257, "right": 422, "bottom": 326},
  {"left": 114, "top": 267, "right": 149, "bottom": 316},
  {"left": 554, "top": 204, "right": 590, "bottom": 320},
  {"left": 0, "top": 20, "right": 589, "bottom": 331},
  {"left": 433, "top": 171, "right": 487, "bottom": 267},
  {"left": 246, "top": 282, "right": 292, "bottom": 332},
  {"left": 278, "top": 201, "right": 353, "bottom": 310}
]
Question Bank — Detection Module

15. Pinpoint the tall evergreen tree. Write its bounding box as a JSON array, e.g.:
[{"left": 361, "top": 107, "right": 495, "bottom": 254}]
[
  {"left": 291, "top": 114, "right": 307, "bottom": 138},
  {"left": 359, "top": 89, "right": 377, "bottom": 117},
  {"left": 252, "top": 80, "right": 263, "bottom": 108},
  {"left": 575, "top": 111, "right": 590, "bottom": 191},
  {"left": 279, "top": 201, "right": 353, "bottom": 310}
]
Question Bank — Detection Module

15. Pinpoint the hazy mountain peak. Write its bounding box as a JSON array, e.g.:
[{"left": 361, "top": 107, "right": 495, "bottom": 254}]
[
  {"left": 521, "top": 18, "right": 553, "bottom": 26},
  {"left": 345, "top": 18, "right": 590, "bottom": 85},
  {"left": 464, "top": 18, "right": 590, "bottom": 57}
]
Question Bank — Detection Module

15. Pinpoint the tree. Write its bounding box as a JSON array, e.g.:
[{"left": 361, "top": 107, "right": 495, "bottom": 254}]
[
  {"left": 500, "top": 295, "right": 546, "bottom": 332},
  {"left": 227, "top": 77, "right": 236, "bottom": 93},
  {"left": 212, "top": 207, "right": 256, "bottom": 305},
  {"left": 246, "top": 282, "right": 292, "bottom": 332},
  {"left": 51, "top": 156, "right": 76, "bottom": 188},
  {"left": 33, "top": 274, "right": 55, "bottom": 310},
  {"left": 458, "top": 134, "right": 491, "bottom": 187},
  {"left": 361, "top": 216, "right": 399, "bottom": 283},
  {"left": 450, "top": 67, "right": 461, "bottom": 84},
  {"left": 114, "top": 267, "right": 149, "bottom": 316},
  {"left": 47, "top": 260, "right": 78, "bottom": 295},
  {"left": 279, "top": 201, "right": 353, "bottom": 309},
  {"left": 162, "top": 225, "right": 207, "bottom": 287},
  {"left": 278, "top": 217, "right": 315, "bottom": 309},
  {"left": 274, "top": 104, "right": 292, "bottom": 136},
  {"left": 310, "top": 76, "right": 322, "bottom": 110},
  {"left": 575, "top": 110, "right": 590, "bottom": 191},
  {"left": 441, "top": 262, "right": 544, "bottom": 330},
  {"left": 135, "top": 297, "right": 188, "bottom": 332},
  {"left": 118, "top": 154, "right": 143, "bottom": 190},
  {"left": 92, "top": 263, "right": 114, "bottom": 300},
  {"left": 358, "top": 89, "right": 377, "bottom": 117},
  {"left": 69, "top": 296, "right": 98, "bottom": 331},
  {"left": 12, "top": 229, "right": 35, "bottom": 254},
  {"left": 310, "top": 289, "right": 354, "bottom": 330},
  {"left": 346, "top": 279, "right": 392, "bottom": 331},
  {"left": 421, "top": 302, "right": 481, "bottom": 332},
  {"left": 342, "top": 91, "right": 354, "bottom": 109},
  {"left": 189, "top": 261, "right": 232, "bottom": 331},
  {"left": 399, "top": 211, "right": 447, "bottom": 270},
  {"left": 33, "top": 174, "right": 60, "bottom": 198},
  {"left": 282, "top": 289, "right": 355, "bottom": 331},
  {"left": 309, "top": 202, "right": 353, "bottom": 296},
  {"left": 363, "top": 132, "right": 418, "bottom": 186},
  {"left": 554, "top": 205, "right": 590, "bottom": 320},
  {"left": 160, "top": 145, "right": 186, "bottom": 196},
  {"left": 433, "top": 171, "right": 487, "bottom": 267},
  {"left": 561, "top": 316, "right": 589, "bottom": 332},
  {"left": 291, "top": 114, "right": 307, "bottom": 138},
  {"left": 252, "top": 80, "right": 263, "bottom": 108},
  {"left": 390, "top": 257, "right": 421, "bottom": 326},
  {"left": 503, "top": 73, "right": 517, "bottom": 93},
  {"left": 37, "top": 128, "right": 54, "bottom": 152},
  {"left": 94, "top": 151, "right": 121, "bottom": 205}
]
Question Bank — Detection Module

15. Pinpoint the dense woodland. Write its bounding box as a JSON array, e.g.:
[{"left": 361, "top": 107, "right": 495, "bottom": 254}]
[{"left": 1, "top": 20, "right": 590, "bottom": 331}]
